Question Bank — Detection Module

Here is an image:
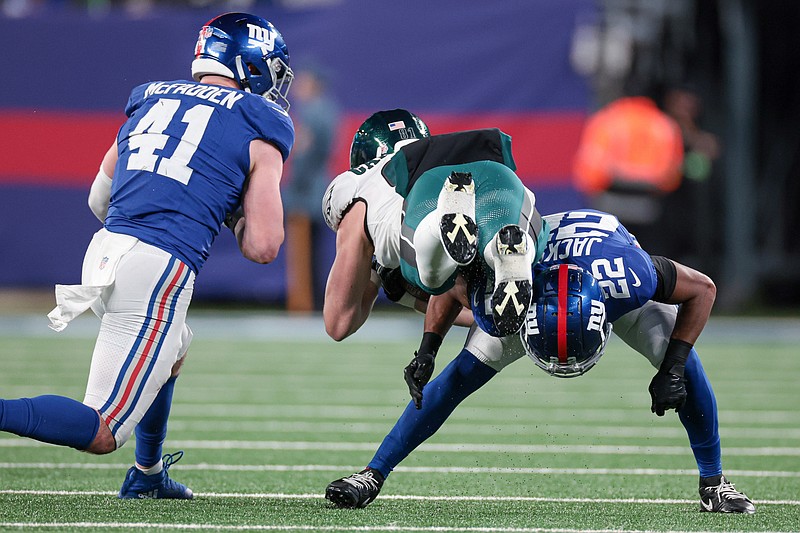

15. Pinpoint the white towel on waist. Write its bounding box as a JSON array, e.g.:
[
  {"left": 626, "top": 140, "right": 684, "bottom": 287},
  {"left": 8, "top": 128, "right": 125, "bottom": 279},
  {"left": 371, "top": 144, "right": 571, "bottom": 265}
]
[{"left": 47, "top": 229, "right": 138, "bottom": 332}]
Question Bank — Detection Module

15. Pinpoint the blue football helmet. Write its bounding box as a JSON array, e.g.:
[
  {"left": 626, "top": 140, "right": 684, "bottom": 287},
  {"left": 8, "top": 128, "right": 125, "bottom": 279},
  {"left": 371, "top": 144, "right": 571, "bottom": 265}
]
[
  {"left": 192, "top": 12, "right": 293, "bottom": 109},
  {"left": 520, "top": 264, "right": 611, "bottom": 378},
  {"left": 350, "top": 109, "right": 430, "bottom": 168}
]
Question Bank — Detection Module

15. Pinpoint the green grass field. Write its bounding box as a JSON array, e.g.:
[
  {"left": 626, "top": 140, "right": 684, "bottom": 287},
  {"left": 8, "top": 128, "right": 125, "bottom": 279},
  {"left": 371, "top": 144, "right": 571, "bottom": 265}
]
[{"left": 0, "top": 311, "right": 798, "bottom": 532}]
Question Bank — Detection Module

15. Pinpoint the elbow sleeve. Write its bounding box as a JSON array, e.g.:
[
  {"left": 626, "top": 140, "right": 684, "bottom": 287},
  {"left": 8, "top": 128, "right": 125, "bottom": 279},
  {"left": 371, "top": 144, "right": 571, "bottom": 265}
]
[{"left": 88, "top": 167, "right": 113, "bottom": 222}]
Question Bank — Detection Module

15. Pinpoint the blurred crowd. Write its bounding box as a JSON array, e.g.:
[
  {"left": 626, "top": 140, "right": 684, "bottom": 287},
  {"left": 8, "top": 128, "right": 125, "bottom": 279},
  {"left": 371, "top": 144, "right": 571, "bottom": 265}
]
[{"left": 1, "top": 0, "right": 336, "bottom": 18}]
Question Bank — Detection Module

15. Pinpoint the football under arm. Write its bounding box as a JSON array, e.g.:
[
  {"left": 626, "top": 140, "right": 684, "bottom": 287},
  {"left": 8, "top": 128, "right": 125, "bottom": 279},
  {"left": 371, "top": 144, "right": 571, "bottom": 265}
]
[
  {"left": 323, "top": 201, "right": 379, "bottom": 341},
  {"left": 235, "top": 139, "right": 285, "bottom": 264},
  {"left": 87, "top": 143, "right": 118, "bottom": 222}
]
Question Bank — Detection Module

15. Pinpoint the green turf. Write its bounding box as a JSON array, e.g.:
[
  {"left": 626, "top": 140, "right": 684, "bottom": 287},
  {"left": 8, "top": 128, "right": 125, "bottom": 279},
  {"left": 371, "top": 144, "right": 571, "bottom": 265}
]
[{"left": 0, "top": 313, "right": 798, "bottom": 532}]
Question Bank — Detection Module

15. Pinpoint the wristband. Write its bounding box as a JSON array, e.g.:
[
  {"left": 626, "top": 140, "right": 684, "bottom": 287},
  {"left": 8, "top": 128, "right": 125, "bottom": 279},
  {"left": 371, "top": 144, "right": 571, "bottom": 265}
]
[
  {"left": 659, "top": 338, "right": 693, "bottom": 377},
  {"left": 417, "top": 331, "right": 443, "bottom": 357}
]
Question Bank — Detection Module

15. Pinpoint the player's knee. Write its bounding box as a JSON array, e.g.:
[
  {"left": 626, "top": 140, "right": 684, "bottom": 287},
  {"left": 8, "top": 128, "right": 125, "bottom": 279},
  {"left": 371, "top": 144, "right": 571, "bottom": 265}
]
[
  {"left": 171, "top": 354, "right": 188, "bottom": 377},
  {"left": 84, "top": 419, "right": 117, "bottom": 455}
]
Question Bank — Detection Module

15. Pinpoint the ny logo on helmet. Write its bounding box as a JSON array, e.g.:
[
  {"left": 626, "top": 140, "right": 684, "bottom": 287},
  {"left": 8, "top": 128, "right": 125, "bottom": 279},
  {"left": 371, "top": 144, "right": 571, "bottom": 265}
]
[
  {"left": 247, "top": 23, "right": 276, "bottom": 54},
  {"left": 524, "top": 304, "right": 540, "bottom": 336},
  {"left": 587, "top": 300, "right": 606, "bottom": 333}
]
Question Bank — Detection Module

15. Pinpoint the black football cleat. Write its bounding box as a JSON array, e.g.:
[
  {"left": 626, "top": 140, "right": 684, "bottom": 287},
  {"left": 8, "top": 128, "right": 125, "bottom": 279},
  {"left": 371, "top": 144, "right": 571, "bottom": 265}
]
[
  {"left": 699, "top": 475, "right": 755, "bottom": 514},
  {"left": 491, "top": 224, "right": 532, "bottom": 336},
  {"left": 439, "top": 172, "right": 477, "bottom": 265},
  {"left": 325, "top": 467, "right": 385, "bottom": 509}
]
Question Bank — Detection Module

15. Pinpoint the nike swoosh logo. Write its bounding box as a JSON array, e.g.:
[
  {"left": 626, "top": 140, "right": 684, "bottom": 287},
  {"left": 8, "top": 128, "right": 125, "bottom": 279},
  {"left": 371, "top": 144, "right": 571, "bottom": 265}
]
[
  {"left": 628, "top": 268, "right": 642, "bottom": 287},
  {"left": 700, "top": 498, "right": 714, "bottom": 511}
]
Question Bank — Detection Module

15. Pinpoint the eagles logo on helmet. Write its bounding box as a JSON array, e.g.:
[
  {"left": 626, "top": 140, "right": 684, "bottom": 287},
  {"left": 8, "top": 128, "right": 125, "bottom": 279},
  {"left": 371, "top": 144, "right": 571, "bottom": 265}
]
[
  {"left": 191, "top": 12, "right": 294, "bottom": 109},
  {"left": 521, "top": 263, "right": 611, "bottom": 378}
]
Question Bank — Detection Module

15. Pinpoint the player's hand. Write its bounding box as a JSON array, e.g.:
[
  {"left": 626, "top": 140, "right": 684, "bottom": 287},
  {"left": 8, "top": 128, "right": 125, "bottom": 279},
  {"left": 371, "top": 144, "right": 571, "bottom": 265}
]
[
  {"left": 404, "top": 351, "right": 436, "bottom": 410},
  {"left": 648, "top": 371, "right": 687, "bottom": 416},
  {"left": 224, "top": 206, "right": 244, "bottom": 232},
  {"left": 371, "top": 259, "right": 406, "bottom": 302}
]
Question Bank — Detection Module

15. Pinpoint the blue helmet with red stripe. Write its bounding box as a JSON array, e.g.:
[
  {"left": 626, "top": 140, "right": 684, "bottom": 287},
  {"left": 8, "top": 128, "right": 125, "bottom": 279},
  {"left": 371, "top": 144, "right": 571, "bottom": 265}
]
[{"left": 521, "top": 264, "right": 611, "bottom": 378}]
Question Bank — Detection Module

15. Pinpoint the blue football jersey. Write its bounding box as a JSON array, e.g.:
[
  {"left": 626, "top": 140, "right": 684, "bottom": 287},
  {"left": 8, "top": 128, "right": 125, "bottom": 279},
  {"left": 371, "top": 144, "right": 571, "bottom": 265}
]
[
  {"left": 535, "top": 210, "right": 657, "bottom": 322},
  {"left": 105, "top": 80, "right": 295, "bottom": 273}
]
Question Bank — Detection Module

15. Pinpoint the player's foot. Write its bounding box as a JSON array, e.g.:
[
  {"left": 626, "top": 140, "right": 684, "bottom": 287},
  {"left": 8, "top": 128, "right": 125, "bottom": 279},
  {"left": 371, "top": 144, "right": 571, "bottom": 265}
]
[
  {"left": 491, "top": 224, "right": 532, "bottom": 336},
  {"left": 325, "top": 467, "right": 385, "bottom": 508},
  {"left": 439, "top": 171, "right": 477, "bottom": 266},
  {"left": 119, "top": 451, "right": 194, "bottom": 499},
  {"left": 699, "top": 475, "right": 755, "bottom": 514}
]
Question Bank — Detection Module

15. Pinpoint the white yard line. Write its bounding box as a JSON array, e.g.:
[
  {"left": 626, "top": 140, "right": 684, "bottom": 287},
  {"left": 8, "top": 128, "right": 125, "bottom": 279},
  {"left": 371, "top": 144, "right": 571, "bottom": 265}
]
[
  {"left": 1, "top": 462, "right": 799, "bottom": 479},
  {"left": 0, "top": 523, "right": 789, "bottom": 533},
  {"left": 0, "top": 490, "right": 798, "bottom": 507},
  {"left": 5, "top": 438, "right": 797, "bottom": 456}
]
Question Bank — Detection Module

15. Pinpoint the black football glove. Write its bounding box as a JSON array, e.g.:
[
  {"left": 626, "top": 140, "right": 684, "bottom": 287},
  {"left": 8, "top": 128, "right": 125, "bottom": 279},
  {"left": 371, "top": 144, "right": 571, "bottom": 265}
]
[
  {"left": 404, "top": 351, "right": 436, "bottom": 410},
  {"left": 371, "top": 259, "right": 406, "bottom": 302},
  {"left": 649, "top": 338, "right": 693, "bottom": 416},
  {"left": 648, "top": 371, "right": 687, "bottom": 416},
  {"left": 403, "top": 332, "right": 444, "bottom": 409}
]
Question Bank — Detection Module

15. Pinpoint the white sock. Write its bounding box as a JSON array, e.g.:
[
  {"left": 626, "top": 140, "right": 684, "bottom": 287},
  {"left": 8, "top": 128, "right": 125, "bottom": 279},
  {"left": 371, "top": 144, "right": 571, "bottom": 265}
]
[{"left": 136, "top": 461, "right": 163, "bottom": 476}]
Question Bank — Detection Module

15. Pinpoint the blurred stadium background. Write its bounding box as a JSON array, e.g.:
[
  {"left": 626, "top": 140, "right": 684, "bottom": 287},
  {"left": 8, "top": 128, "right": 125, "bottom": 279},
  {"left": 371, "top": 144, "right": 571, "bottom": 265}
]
[{"left": 1, "top": 0, "right": 798, "bottom": 314}]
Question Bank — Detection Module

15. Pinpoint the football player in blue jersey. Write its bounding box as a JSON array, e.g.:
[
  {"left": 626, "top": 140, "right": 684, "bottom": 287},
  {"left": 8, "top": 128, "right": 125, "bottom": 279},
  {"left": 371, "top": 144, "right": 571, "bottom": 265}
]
[
  {"left": 325, "top": 209, "right": 755, "bottom": 514},
  {"left": 0, "top": 12, "right": 294, "bottom": 499}
]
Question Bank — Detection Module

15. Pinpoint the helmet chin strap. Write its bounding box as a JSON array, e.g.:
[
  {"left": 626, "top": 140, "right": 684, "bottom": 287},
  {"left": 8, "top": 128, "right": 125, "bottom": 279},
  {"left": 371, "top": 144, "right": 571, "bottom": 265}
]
[{"left": 234, "top": 56, "right": 252, "bottom": 93}]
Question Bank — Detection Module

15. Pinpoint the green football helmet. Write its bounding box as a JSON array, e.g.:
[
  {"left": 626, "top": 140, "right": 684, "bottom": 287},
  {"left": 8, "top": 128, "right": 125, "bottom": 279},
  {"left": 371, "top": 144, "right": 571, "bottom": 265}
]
[{"left": 349, "top": 109, "right": 430, "bottom": 168}]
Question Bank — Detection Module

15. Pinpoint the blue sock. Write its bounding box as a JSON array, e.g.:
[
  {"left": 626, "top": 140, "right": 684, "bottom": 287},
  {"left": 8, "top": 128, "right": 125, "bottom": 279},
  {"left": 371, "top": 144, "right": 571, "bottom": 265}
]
[
  {"left": 678, "top": 349, "right": 721, "bottom": 478},
  {"left": 134, "top": 376, "right": 177, "bottom": 469},
  {"left": 0, "top": 395, "right": 100, "bottom": 450},
  {"left": 369, "top": 350, "right": 497, "bottom": 478}
]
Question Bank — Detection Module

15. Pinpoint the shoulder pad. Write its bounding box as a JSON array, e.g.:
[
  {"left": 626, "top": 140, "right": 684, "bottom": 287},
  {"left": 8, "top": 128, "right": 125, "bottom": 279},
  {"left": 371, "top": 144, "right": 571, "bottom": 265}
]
[{"left": 322, "top": 170, "right": 359, "bottom": 231}]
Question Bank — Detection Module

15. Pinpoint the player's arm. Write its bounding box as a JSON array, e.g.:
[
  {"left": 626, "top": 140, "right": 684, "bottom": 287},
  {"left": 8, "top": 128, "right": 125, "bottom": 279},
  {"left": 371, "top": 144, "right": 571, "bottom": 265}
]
[
  {"left": 404, "top": 275, "right": 471, "bottom": 409},
  {"left": 662, "top": 260, "right": 716, "bottom": 344},
  {"left": 232, "top": 139, "right": 285, "bottom": 264},
  {"left": 648, "top": 256, "right": 716, "bottom": 416},
  {"left": 87, "top": 142, "right": 118, "bottom": 222},
  {"left": 373, "top": 263, "right": 473, "bottom": 325},
  {"left": 323, "top": 201, "right": 379, "bottom": 341}
]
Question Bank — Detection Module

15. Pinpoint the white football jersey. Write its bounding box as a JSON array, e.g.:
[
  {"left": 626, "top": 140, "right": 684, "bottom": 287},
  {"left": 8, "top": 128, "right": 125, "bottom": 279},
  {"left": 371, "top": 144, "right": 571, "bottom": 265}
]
[{"left": 322, "top": 151, "right": 405, "bottom": 269}]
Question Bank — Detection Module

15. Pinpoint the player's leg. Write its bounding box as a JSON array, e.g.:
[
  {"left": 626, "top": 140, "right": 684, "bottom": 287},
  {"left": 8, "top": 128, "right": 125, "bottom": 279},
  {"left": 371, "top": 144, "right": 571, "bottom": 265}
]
[
  {"left": 407, "top": 211, "right": 462, "bottom": 291},
  {"left": 474, "top": 169, "right": 540, "bottom": 336},
  {"left": 81, "top": 242, "right": 195, "bottom": 499},
  {"left": 679, "top": 349, "right": 720, "bottom": 478},
  {"left": 399, "top": 169, "right": 466, "bottom": 294},
  {"left": 132, "top": 325, "right": 193, "bottom": 475},
  {"left": 0, "top": 395, "right": 108, "bottom": 452},
  {"left": 326, "top": 326, "right": 523, "bottom": 508},
  {"left": 325, "top": 348, "right": 497, "bottom": 509},
  {"left": 613, "top": 301, "right": 754, "bottom": 513}
]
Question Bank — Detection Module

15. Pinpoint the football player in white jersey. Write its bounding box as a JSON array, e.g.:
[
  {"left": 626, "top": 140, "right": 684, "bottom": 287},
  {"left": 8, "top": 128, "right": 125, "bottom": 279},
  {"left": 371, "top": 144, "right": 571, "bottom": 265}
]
[
  {"left": 0, "top": 13, "right": 294, "bottom": 499},
  {"left": 322, "top": 109, "right": 549, "bottom": 352}
]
